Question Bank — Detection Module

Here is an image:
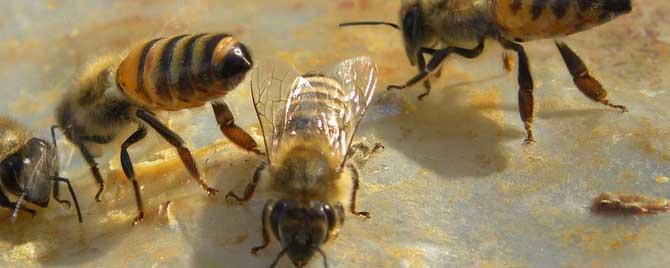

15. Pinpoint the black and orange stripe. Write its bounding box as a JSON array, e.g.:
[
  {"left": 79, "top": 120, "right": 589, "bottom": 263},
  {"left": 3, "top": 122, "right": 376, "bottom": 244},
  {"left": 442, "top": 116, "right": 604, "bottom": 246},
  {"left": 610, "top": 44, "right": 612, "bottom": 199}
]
[
  {"left": 116, "top": 33, "right": 252, "bottom": 111},
  {"left": 495, "top": 0, "right": 632, "bottom": 41}
]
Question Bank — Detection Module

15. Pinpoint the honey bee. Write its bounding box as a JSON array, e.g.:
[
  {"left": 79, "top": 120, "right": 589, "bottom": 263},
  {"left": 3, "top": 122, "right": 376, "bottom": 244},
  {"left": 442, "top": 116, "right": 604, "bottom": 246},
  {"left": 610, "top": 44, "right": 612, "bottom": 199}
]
[
  {"left": 340, "top": 0, "right": 631, "bottom": 143},
  {"left": 56, "top": 33, "right": 260, "bottom": 225},
  {"left": 226, "top": 57, "right": 378, "bottom": 267},
  {"left": 0, "top": 117, "right": 82, "bottom": 223}
]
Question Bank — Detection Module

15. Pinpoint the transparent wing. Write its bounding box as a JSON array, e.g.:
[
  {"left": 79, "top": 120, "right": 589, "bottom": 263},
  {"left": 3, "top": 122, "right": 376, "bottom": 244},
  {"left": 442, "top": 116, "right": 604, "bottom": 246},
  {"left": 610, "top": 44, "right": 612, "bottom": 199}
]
[
  {"left": 250, "top": 59, "right": 300, "bottom": 163},
  {"left": 10, "top": 140, "right": 54, "bottom": 211},
  {"left": 251, "top": 56, "right": 378, "bottom": 167},
  {"left": 326, "top": 56, "right": 378, "bottom": 168}
]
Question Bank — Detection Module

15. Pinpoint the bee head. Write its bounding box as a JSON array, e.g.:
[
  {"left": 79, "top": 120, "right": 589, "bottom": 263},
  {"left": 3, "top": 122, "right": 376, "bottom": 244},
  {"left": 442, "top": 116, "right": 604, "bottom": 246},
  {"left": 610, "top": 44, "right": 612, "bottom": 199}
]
[
  {"left": 270, "top": 199, "right": 341, "bottom": 267},
  {"left": 216, "top": 41, "right": 253, "bottom": 89},
  {"left": 399, "top": 1, "right": 425, "bottom": 66}
]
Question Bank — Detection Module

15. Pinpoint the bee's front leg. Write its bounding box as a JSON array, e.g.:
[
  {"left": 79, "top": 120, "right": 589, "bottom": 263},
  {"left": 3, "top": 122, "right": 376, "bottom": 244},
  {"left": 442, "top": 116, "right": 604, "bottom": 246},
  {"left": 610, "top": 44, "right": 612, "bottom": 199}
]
[
  {"left": 226, "top": 161, "right": 267, "bottom": 202},
  {"left": 388, "top": 42, "right": 485, "bottom": 99}
]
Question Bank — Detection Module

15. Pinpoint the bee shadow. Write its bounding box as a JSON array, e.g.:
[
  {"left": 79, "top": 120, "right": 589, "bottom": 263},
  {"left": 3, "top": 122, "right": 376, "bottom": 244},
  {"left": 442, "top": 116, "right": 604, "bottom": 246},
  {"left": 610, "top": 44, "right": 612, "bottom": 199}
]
[
  {"left": 189, "top": 152, "right": 290, "bottom": 268},
  {"left": 361, "top": 78, "right": 524, "bottom": 179}
]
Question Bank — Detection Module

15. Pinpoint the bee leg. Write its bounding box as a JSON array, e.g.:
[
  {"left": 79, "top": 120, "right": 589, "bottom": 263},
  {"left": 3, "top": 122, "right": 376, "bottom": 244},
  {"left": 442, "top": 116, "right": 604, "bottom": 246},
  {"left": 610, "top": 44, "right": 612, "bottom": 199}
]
[
  {"left": 417, "top": 48, "right": 432, "bottom": 101},
  {"left": 347, "top": 164, "right": 370, "bottom": 219},
  {"left": 51, "top": 181, "right": 70, "bottom": 208},
  {"left": 119, "top": 126, "right": 148, "bottom": 226},
  {"left": 212, "top": 101, "right": 263, "bottom": 155},
  {"left": 51, "top": 177, "right": 83, "bottom": 223},
  {"left": 251, "top": 200, "right": 274, "bottom": 255},
  {"left": 555, "top": 41, "right": 628, "bottom": 112},
  {"left": 348, "top": 142, "right": 384, "bottom": 162},
  {"left": 136, "top": 109, "right": 218, "bottom": 196},
  {"left": 226, "top": 161, "right": 267, "bottom": 202},
  {"left": 0, "top": 191, "right": 36, "bottom": 217},
  {"left": 50, "top": 125, "right": 70, "bottom": 208},
  {"left": 76, "top": 143, "right": 105, "bottom": 201},
  {"left": 388, "top": 42, "right": 485, "bottom": 92},
  {"left": 500, "top": 39, "right": 535, "bottom": 144}
]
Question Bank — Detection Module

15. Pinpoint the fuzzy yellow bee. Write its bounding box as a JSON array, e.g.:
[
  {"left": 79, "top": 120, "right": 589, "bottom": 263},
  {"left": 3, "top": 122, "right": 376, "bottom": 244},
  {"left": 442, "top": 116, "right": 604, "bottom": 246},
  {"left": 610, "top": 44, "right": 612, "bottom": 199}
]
[
  {"left": 341, "top": 0, "right": 631, "bottom": 143},
  {"left": 56, "top": 33, "right": 260, "bottom": 225},
  {"left": 226, "top": 57, "right": 379, "bottom": 267}
]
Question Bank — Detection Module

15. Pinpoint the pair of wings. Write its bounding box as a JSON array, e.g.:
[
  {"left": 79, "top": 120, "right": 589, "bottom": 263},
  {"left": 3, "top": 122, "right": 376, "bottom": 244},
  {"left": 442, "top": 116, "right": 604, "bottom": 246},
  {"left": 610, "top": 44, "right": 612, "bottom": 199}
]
[{"left": 251, "top": 56, "right": 378, "bottom": 170}]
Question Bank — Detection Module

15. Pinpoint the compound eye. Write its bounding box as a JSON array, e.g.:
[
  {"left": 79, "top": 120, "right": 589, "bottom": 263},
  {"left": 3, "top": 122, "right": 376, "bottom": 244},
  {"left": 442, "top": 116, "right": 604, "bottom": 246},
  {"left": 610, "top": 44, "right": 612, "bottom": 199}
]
[
  {"left": 323, "top": 204, "right": 336, "bottom": 232},
  {"left": 271, "top": 200, "right": 291, "bottom": 237}
]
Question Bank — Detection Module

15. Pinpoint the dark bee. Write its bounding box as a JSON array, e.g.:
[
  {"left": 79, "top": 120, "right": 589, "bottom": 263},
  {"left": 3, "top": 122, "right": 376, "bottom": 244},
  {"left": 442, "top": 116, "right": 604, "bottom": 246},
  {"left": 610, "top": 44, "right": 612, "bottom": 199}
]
[
  {"left": 0, "top": 117, "right": 82, "bottom": 223},
  {"left": 226, "top": 57, "right": 379, "bottom": 267},
  {"left": 56, "top": 33, "right": 260, "bottom": 225},
  {"left": 340, "top": 0, "right": 631, "bottom": 143}
]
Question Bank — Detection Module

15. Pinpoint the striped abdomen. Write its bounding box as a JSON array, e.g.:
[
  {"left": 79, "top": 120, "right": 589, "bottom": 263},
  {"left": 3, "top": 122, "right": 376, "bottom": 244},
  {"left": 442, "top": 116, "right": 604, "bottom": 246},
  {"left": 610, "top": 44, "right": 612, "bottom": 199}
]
[
  {"left": 116, "top": 33, "right": 253, "bottom": 111},
  {"left": 494, "top": 0, "right": 632, "bottom": 41},
  {"left": 284, "top": 75, "right": 347, "bottom": 144}
]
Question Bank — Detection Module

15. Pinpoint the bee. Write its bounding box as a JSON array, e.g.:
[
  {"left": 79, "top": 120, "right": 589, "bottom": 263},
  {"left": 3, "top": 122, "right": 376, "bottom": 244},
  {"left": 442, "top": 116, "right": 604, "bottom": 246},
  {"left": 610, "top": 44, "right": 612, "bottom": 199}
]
[
  {"left": 593, "top": 192, "right": 670, "bottom": 214},
  {"left": 0, "top": 117, "right": 82, "bottom": 223},
  {"left": 226, "top": 57, "right": 378, "bottom": 267},
  {"left": 56, "top": 33, "right": 260, "bottom": 225},
  {"left": 340, "top": 0, "right": 631, "bottom": 143}
]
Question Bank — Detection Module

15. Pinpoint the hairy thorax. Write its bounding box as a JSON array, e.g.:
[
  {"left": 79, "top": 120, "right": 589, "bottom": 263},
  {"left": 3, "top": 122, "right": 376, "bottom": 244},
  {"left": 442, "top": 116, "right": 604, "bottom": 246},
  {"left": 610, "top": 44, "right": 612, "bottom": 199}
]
[
  {"left": 422, "top": 0, "right": 496, "bottom": 47},
  {"left": 267, "top": 142, "right": 353, "bottom": 206}
]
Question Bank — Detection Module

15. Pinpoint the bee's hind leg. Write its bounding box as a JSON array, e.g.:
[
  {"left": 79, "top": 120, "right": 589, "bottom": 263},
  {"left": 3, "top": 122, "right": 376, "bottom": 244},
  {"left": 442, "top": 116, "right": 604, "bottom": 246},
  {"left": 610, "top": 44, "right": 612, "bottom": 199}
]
[
  {"left": 212, "top": 101, "right": 263, "bottom": 155},
  {"left": 555, "top": 41, "right": 628, "bottom": 112}
]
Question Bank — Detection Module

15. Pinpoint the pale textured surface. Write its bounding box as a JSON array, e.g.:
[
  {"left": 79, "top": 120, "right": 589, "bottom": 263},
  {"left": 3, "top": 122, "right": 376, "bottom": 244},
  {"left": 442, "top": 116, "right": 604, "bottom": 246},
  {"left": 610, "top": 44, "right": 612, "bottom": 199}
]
[{"left": 0, "top": 1, "right": 669, "bottom": 267}]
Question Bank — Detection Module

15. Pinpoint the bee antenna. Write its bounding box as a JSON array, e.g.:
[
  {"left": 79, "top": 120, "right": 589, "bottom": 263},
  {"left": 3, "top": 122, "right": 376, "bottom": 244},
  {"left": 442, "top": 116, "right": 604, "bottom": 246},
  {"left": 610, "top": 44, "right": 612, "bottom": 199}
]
[
  {"left": 339, "top": 21, "right": 400, "bottom": 30},
  {"left": 270, "top": 247, "right": 288, "bottom": 268},
  {"left": 313, "top": 246, "right": 329, "bottom": 268},
  {"left": 11, "top": 193, "right": 26, "bottom": 223}
]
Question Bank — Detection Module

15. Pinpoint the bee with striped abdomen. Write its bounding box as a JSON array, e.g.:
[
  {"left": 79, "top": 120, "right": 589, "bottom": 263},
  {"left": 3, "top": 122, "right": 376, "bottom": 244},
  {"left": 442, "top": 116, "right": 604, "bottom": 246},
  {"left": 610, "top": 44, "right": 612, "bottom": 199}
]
[
  {"left": 340, "top": 0, "right": 631, "bottom": 143},
  {"left": 57, "top": 33, "right": 260, "bottom": 225},
  {"left": 226, "top": 57, "right": 379, "bottom": 267},
  {"left": 0, "top": 117, "right": 82, "bottom": 223}
]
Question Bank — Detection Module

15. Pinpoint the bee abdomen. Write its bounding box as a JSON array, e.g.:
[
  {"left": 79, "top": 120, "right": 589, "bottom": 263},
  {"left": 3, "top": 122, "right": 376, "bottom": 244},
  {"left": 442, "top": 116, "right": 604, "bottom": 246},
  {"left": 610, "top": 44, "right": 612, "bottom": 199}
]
[
  {"left": 495, "top": 0, "right": 631, "bottom": 41},
  {"left": 286, "top": 75, "right": 347, "bottom": 137},
  {"left": 116, "top": 33, "right": 253, "bottom": 111}
]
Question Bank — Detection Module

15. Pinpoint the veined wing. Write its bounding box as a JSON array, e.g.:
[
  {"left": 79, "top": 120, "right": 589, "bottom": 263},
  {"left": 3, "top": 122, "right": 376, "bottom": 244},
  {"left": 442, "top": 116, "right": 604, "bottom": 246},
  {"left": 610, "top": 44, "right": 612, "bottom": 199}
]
[
  {"left": 326, "top": 56, "right": 377, "bottom": 169},
  {"left": 250, "top": 59, "right": 299, "bottom": 163},
  {"left": 251, "top": 57, "right": 378, "bottom": 168}
]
